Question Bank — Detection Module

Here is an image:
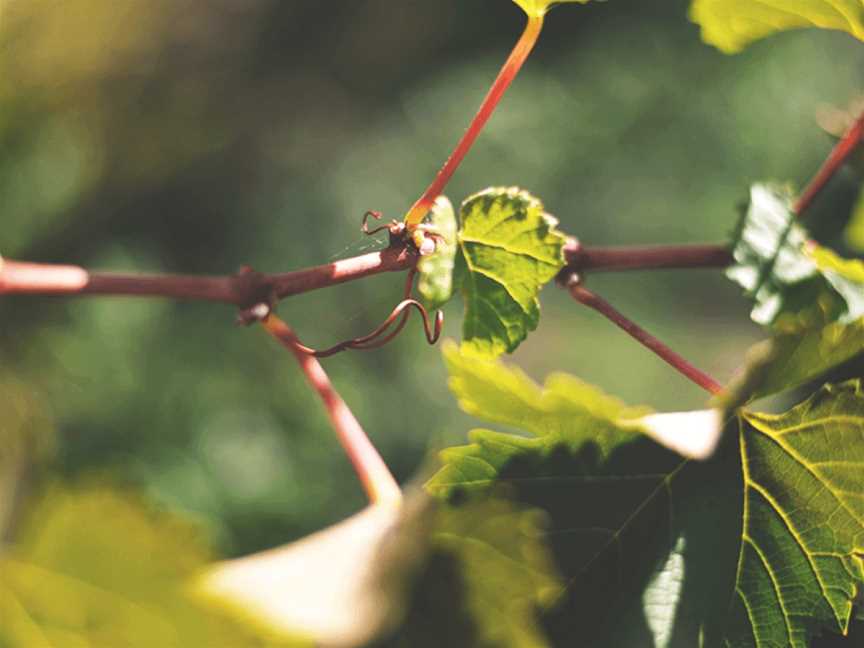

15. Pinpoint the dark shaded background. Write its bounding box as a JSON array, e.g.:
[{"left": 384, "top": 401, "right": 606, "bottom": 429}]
[{"left": 1, "top": 0, "right": 862, "bottom": 556}]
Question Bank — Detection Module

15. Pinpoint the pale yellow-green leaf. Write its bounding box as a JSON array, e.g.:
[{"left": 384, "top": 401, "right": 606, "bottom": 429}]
[
  {"left": 690, "top": 0, "right": 864, "bottom": 54},
  {"left": 845, "top": 188, "right": 864, "bottom": 252}
]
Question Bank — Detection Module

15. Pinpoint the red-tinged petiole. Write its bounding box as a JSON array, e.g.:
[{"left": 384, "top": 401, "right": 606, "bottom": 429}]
[
  {"left": 560, "top": 273, "right": 723, "bottom": 395},
  {"left": 795, "top": 107, "right": 864, "bottom": 217},
  {"left": 262, "top": 315, "right": 402, "bottom": 507},
  {"left": 404, "top": 14, "right": 545, "bottom": 226}
]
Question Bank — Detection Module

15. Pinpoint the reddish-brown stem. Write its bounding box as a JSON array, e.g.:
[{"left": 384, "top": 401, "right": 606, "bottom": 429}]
[
  {"left": 1, "top": 242, "right": 733, "bottom": 304},
  {"left": 262, "top": 314, "right": 401, "bottom": 506},
  {"left": 404, "top": 15, "right": 545, "bottom": 226},
  {"left": 564, "top": 240, "right": 732, "bottom": 272},
  {"left": 794, "top": 107, "right": 864, "bottom": 216},
  {"left": 563, "top": 277, "right": 723, "bottom": 395},
  {"left": 0, "top": 245, "right": 417, "bottom": 306}
]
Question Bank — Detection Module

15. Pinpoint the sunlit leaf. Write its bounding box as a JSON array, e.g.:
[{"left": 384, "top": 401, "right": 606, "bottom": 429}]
[
  {"left": 417, "top": 196, "right": 458, "bottom": 309},
  {"left": 0, "top": 485, "right": 305, "bottom": 648},
  {"left": 690, "top": 0, "right": 864, "bottom": 54},
  {"left": 458, "top": 187, "right": 566, "bottom": 357},
  {"left": 725, "top": 381, "right": 864, "bottom": 647},
  {"left": 511, "top": 0, "right": 592, "bottom": 20},
  {"left": 726, "top": 182, "right": 864, "bottom": 328}
]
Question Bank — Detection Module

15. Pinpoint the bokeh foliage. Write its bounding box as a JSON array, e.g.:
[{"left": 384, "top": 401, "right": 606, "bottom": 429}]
[{"left": 1, "top": 0, "right": 863, "bottom": 562}]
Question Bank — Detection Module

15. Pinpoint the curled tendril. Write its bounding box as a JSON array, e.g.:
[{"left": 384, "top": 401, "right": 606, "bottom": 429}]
[{"left": 289, "top": 217, "right": 444, "bottom": 356}]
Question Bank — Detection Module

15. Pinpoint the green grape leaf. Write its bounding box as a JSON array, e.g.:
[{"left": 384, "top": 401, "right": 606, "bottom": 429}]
[
  {"left": 722, "top": 315, "right": 864, "bottom": 406},
  {"left": 725, "top": 381, "right": 864, "bottom": 647},
  {"left": 689, "top": 0, "right": 864, "bottom": 54},
  {"left": 726, "top": 183, "right": 864, "bottom": 329},
  {"left": 428, "top": 343, "right": 743, "bottom": 646},
  {"left": 0, "top": 484, "right": 304, "bottom": 648},
  {"left": 417, "top": 196, "right": 458, "bottom": 309},
  {"left": 511, "top": 0, "right": 591, "bottom": 19},
  {"left": 203, "top": 494, "right": 561, "bottom": 648},
  {"left": 458, "top": 187, "right": 566, "bottom": 357}
]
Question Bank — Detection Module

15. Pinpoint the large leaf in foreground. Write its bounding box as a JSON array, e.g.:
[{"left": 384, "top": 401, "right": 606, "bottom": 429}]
[
  {"left": 0, "top": 485, "right": 300, "bottom": 648},
  {"left": 428, "top": 345, "right": 741, "bottom": 645},
  {"left": 690, "top": 0, "right": 864, "bottom": 54},
  {"left": 458, "top": 187, "right": 566, "bottom": 357},
  {"left": 726, "top": 183, "right": 864, "bottom": 328},
  {"left": 725, "top": 382, "right": 864, "bottom": 647}
]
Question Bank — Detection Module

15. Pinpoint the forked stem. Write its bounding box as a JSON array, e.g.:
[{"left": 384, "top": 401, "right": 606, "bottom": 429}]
[
  {"left": 404, "top": 15, "right": 545, "bottom": 226},
  {"left": 563, "top": 276, "right": 723, "bottom": 395},
  {"left": 262, "top": 314, "right": 402, "bottom": 506}
]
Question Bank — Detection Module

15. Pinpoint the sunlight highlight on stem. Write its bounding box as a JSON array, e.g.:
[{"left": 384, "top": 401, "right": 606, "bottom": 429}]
[
  {"left": 262, "top": 315, "right": 402, "bottom": 507},
  {"left": 404, "top": 15, "right": 545, "bottom": 226}
]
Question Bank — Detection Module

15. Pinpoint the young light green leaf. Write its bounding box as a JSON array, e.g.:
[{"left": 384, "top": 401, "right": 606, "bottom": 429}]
[
  {"left": 690, "top": 0, "right": 864, "bottom": 54},
  {"left": 438, "top": 341, "right": 724, "bottom": 460},
  {"left": 417, "top": 196, "right": 458, "bottom": 309},
  {"left": 0, "top": 485, "right": 304, "bottom": 648},
  {"left": 511, "top": 0, "right": 592, "bottom": 19},
  {"left": 726, "top": 183, "right": 864, "bottom": 328},
  {"left": 458, "top": 187, "right": 566, "bottom": 357},
  {"left": 726, "top": 381, "right": 864, "bottom": 647}
]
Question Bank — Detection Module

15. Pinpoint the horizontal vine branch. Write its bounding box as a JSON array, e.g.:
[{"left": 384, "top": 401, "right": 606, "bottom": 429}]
[
  {"left": 0, "top": 245, "right": 418, "bottom": 307},
  {"left": 0, "top": 240, "right": 732, "bottom": 305}
]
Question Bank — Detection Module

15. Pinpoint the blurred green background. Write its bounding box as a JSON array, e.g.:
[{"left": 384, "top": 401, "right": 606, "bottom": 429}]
[{"left": 1, "top": 0, "right": 862, "bottom": 556}]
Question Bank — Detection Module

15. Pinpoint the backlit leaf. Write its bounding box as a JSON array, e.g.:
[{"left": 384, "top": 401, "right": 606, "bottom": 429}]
[
  {"left": 726, "top": 183, "right": 864, "bottom": 328},
  {"left": 726, "top": 381, "right": 864, "bottom": 647},
  {"left": 690, "top": 0, "right": 864, "bottom": 54},
  {"left": 458, "top": 187, "right": 566, "bottom": 357}
]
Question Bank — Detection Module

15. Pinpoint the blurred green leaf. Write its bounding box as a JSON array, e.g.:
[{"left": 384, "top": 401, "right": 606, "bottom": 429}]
[
  {"left": 511, "top": 0, "right": 592, "bottom": 19},
  {"left": 458, "top": 187, "right": 566, "bottom": 357},
  {"left": 690, "top": 0, "right": 864, "bottom": 54},
  {"left": 417, "top": 196, "right": 458, "bottom": 309},
  {"left": 726, "top": 183, "right": 864, "bottom": 328},
  {"left": 0, "top": 485, "right": 305, "bottom": 648},
  {"left": 723, "top": 381, "right": 864, "bottom": 647},
  {"left": 203, "top": 493, "right": 561, "bottom": 648}
]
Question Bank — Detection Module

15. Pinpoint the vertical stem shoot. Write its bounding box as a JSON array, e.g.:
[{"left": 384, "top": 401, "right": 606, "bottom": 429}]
[
  {"left": 404, "top": 15, "right": 545, "bottom": 226},
  {"left": 263, "top": 315, "right": 402, "bottom": 507},
  {"left": 795, "top": 108, "right": 864, "bottom": 216}
]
